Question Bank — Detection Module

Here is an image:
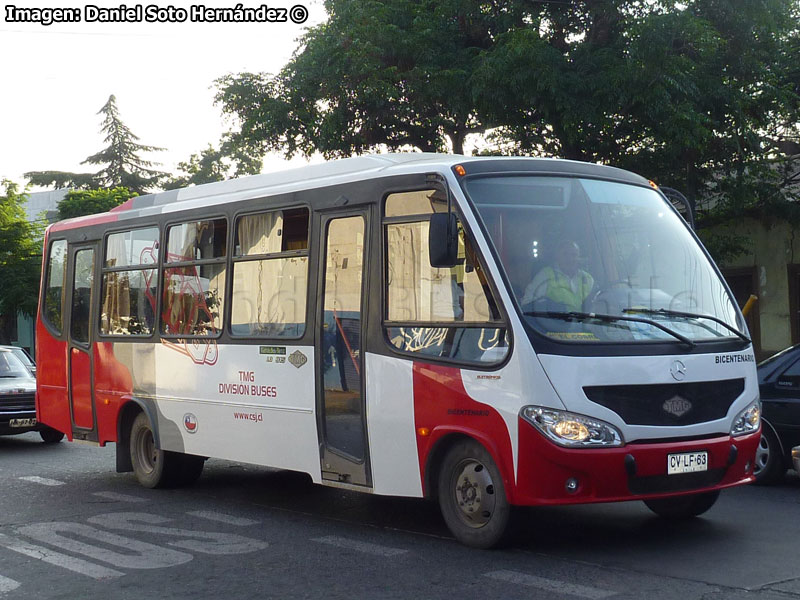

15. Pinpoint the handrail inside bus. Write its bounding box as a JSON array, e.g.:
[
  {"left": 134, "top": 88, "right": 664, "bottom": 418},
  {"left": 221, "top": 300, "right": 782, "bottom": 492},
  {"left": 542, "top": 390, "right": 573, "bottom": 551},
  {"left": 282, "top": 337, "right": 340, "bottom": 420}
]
[{"left": 332, "top": 307, "right": 360, "bottom": 376}]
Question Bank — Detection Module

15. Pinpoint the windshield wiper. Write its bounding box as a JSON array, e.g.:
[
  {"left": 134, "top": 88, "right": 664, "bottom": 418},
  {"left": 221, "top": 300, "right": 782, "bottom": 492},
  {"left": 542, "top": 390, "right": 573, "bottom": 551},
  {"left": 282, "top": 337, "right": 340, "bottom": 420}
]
[
  {"left": 622, "top": 308, "right": 751, "bottom": 344},
  {"left": 523, "top": 310, "right": 696, "bottom": 348}
]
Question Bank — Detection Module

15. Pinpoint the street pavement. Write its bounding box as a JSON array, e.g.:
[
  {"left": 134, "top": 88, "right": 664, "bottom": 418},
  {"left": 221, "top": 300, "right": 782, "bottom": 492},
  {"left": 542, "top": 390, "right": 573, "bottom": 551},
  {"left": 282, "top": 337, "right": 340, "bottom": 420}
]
[{"left": 1, "top": 432, "right": 799, "bottom": 599}]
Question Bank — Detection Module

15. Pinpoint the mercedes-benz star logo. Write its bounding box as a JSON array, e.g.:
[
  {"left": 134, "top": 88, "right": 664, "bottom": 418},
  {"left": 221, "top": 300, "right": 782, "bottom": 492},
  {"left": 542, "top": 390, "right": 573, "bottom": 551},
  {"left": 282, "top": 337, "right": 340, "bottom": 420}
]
[{"left": 670, "top": 359, "right": 687, "bottom": 381}]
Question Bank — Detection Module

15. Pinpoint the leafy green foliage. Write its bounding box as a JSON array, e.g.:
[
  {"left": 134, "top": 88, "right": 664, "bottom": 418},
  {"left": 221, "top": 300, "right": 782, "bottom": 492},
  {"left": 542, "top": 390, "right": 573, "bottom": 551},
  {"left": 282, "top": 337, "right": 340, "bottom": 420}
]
[
  {"left": 0, "top": 180, "right": 44, "bottom": 331},
  {"left": 163, "top": 142, "right": 261, "bottom": 190},
  {"left": 215, "top": 0, "right": 500, "bottom": 158},
  {"left": 697, "top": 231, "right": 752, "bottom": 264},
  {"left": 23, "top": 171, "right": 96, "bottom": 190},
  {"left": 215, "top": 0, "right": 800, "bottom": 255},
  {"left": 26, "top": 95, "right": 168, "bottom": 194},
  {"left": 56, "top": 187, "right": 137, "bottom": 220}
]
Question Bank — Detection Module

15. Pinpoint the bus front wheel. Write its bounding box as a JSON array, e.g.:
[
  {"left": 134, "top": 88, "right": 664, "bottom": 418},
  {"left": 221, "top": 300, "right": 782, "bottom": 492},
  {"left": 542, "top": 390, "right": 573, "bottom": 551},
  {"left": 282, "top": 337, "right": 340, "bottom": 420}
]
[
  {"left": 643, "top": 490, "right": 720, "bottom": 519},
  {"left": 437, "top": 440, "right": 512, "bottom": 549},
  {"left": 129, "top": 412, "right": 187, "bottom": 488}
]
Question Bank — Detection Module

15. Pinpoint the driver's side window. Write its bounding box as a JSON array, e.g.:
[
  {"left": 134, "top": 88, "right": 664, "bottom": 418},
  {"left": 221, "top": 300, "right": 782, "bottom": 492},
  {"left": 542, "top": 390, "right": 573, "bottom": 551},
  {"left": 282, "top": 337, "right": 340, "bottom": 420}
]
[{"left": 383, "top": 189, "right": 508, "bottom": 364}]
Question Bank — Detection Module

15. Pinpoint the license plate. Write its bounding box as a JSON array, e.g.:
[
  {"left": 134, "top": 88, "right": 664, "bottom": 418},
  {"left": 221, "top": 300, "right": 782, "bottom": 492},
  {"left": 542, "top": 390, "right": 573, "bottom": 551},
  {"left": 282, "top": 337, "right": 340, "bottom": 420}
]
[
  {"left": 9, "top": 418, "right": 36, "bottom": 428},
  {"left": 667, "top": 451, "right": 708, "bottom": 474}
]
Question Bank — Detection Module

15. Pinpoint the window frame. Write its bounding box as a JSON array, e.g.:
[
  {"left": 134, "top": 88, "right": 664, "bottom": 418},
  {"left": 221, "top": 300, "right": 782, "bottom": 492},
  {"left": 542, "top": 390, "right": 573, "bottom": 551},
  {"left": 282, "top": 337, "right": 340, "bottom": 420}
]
[
  {"left": 380, "top": 186, "right": 511, "bottom": 368},
  {"left": 228, "top": 205, "right": 312, "bottom": 340},
  {"left": 160, "top": 215, "right": 229, "bottom": 340},
  {"left": 98, "top": 225, "right": 161, "bottom": 339},
  {"left": 42, "top": 238, "right": 68, "bottom": 338},
  {"left": 69, "top": 246, "right": 96, "bottom": 347}
]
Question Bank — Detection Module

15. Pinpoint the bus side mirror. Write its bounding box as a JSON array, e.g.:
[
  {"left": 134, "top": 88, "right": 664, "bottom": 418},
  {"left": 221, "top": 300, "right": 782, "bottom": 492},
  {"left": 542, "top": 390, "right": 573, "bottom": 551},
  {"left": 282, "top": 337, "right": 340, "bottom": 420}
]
[
  {"left": 660, "top": 186, "right": 695, "bottom": 230},
  {"left": 429, "top": 213, "right": 458, "bottom": 268}
]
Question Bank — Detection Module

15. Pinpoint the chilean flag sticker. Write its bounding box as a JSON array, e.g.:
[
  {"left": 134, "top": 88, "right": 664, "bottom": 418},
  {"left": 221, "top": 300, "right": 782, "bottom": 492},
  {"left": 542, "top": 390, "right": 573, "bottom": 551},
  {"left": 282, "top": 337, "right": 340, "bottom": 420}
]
[{"left": 183, "top": 413, "right": 198, "bottom": 434}]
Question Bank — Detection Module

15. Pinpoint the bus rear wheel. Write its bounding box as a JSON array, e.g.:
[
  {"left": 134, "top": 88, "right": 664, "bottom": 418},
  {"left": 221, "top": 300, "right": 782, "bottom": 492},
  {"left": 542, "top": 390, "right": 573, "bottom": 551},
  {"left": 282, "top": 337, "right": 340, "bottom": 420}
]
[
  {"left": 129, "top": 412, "right": 203, "bottom": 488},
  {"left": 39, "top": 427, "right": 64, "bottom": 444},
  {"left": 643, "top": 490, "right": 720, "bottom": 519},
  {"left": 437, "top": 440, "right": 512, "bottom": 549}
]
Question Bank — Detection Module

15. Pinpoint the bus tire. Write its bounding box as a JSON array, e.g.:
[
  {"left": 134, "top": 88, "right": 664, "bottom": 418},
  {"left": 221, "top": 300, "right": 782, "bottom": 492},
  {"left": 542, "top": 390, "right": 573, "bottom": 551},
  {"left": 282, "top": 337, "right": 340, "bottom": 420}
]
[
  {"left": 39, "top": 427, "right": 65, "bottom": 444},
  {"left": 437, "top": 439, "right": 512, "bottom": 549},
  {"left": 129, "top": 412, "right": 181, "bottom": 488},
  {"left": 753, "top": 425, "right": 786, "bottom": 485},
  {"left": 643, "top": 490, "right": 720, "bottom": 519}
]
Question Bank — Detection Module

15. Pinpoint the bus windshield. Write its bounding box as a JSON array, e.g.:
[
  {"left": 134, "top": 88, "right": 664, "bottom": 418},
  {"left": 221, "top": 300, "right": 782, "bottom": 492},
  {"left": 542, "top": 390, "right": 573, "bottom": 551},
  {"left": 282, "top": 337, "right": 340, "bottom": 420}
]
[{"left": 465, "top": 176, "right": 745, "bottom": 344}]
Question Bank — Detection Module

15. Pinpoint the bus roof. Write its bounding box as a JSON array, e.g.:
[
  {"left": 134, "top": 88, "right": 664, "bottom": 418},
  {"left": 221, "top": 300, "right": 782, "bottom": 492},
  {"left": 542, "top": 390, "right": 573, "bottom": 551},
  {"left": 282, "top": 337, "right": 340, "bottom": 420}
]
[{"left": 48, "top": 153, "right": 649, "bottom": 233}]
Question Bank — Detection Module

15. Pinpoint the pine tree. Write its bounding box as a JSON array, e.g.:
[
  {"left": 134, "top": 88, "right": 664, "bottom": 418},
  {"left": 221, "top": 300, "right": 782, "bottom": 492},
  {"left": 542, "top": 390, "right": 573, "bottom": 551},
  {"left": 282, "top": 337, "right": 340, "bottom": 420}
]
[
  {"left": 82, "top": 95, "right": 168, "bottom": 193},
  {"left": 26, "top": 95, "right": 168, "bottom": 194}
]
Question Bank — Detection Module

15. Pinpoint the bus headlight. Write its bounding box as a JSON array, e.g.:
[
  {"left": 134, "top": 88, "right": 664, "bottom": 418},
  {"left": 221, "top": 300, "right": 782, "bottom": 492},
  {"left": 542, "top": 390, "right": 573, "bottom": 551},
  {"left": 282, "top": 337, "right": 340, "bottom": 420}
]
[
  {"left": 521, "top": 406, "right": 623, "bottom": 448},
  {"left": 730, "top": 400, "right": 761, "bottom": 437}
]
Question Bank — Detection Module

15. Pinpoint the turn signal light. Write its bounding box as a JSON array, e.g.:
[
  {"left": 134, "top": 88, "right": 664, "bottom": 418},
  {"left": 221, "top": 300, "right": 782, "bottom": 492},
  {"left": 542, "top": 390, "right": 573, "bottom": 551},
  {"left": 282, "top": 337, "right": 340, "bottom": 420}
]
[
  {"left": 417, "top": 427, "right": 430, "bottom": 437},
  {"left": 454, "top": 165, "right": 466, "bottom": 176}
]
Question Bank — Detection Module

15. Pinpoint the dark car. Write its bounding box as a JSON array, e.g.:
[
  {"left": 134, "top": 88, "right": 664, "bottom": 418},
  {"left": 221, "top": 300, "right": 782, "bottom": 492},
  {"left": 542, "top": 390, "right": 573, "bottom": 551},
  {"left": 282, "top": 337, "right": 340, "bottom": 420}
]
[
  {"left": 755, "top": 345, "right": 800, "bottom": 484},
  {"left": 0, "top": 349, "right": 63, "bottom": 443},
  {"left": 0, "top": 345, "right": 36, "bottom": 376}
]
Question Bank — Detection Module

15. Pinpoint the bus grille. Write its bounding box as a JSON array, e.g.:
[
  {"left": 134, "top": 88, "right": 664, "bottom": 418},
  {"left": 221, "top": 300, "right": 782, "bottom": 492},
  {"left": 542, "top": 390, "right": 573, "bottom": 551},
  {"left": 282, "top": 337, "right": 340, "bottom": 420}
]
[
  {"left": 0, "top": 393, "right": 36, "bottom": 413},
  {"left": 583, "top": 379, "right": 745, "bottom": 426}
]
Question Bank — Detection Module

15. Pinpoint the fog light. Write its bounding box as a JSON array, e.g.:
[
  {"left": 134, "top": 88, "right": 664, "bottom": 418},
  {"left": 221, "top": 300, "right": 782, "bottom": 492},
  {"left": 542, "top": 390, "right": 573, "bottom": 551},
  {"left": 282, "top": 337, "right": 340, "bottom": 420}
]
[
  {"left": 745, "top": 461, "right": 751, "bottom": 473},
  {"left": 565, "top": 477, "right": 579, "bottom": 494}
]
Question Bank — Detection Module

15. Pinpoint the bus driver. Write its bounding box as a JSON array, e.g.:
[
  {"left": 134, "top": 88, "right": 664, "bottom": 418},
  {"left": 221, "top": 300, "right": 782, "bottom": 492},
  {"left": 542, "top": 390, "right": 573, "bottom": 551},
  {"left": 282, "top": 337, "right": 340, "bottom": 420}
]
[{"left": 520, "top": 240, "right": 594, "bottom": 312}]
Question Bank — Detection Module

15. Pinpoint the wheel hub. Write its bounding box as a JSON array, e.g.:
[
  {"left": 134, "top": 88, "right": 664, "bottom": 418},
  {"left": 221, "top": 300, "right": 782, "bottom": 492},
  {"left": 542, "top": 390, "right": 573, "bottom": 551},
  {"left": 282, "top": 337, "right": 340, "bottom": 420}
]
[
  {"left": 452, "top": 459, "right": 496, "bottom": 528},
  {"left": 754, "top": 434, "right": 770, "bottom": 474},
  {"left": 135, "top": 428, "right": 157, "bottom": 474}
]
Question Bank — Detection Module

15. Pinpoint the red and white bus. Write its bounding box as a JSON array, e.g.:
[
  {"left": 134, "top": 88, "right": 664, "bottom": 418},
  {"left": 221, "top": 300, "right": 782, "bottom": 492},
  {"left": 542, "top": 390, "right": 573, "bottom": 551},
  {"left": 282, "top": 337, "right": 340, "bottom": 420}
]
[{"left": 36, "top": 154, "right": 761, "bottom": 547}]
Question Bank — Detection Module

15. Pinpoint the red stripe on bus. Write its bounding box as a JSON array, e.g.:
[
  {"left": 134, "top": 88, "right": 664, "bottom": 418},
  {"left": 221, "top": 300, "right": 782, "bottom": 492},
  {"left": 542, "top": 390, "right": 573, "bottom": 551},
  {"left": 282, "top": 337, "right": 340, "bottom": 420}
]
[
  {"left": 49, "top": 211, "right": 120, "bottom": 232},
  {"left": 411, "top": 362, "right": 516, "bottom": 502}
]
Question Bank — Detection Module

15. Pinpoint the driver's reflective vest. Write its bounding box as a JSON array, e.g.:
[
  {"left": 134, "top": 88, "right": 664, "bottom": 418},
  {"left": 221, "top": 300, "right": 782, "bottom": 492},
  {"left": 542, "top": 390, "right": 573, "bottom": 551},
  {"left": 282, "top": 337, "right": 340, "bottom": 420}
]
[{"left": 540, "top": 267, "right": 593, "bottom": 312}]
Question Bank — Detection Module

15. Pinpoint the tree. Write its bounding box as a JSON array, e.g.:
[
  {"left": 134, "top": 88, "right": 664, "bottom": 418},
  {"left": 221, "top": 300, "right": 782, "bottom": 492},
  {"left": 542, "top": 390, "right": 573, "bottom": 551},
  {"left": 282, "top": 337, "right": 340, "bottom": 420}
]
[
  {"left": 26, "top": 95, "right": 169, "bottom": 195},
  {"left": 215, "top": 0, "right": 499, "bottom": 158},
  {"left": 56, "top": 187, "right": 136, "bottom": 221},
  {"left": 0, "top": 180, "right": 43, "bottom": 343},
  {"left": 470, "top": 0, "right": 800, "bottom": 210},
  {"left": 215, "top": 0, "right": 800, "bottom": 244},
  {"left": 163, "top": 142, "right": 262, "bottom": 190}
]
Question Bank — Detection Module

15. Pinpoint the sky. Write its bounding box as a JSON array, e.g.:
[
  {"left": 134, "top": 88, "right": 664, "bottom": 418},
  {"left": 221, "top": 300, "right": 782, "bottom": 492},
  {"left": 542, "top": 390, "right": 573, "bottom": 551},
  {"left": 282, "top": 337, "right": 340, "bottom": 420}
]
[{"left": 0, "top": 0, "right": 327, "bottom": 189}]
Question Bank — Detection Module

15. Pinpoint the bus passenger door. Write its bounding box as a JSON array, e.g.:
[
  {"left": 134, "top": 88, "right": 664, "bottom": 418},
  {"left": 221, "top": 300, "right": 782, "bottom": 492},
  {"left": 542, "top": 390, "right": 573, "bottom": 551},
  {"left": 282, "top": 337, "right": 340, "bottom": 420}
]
[
  {"left": 66, "top": 244, "right": 99, "bottom": 442},
  {"left": 317, "top": 210, "right": 372, "bottom": 487}
]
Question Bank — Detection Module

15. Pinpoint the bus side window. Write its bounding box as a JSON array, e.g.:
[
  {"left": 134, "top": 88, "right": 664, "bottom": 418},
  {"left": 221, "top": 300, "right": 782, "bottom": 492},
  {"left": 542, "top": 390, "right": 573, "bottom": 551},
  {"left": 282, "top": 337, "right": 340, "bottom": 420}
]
[
  {"left": 162, "top": 218, "right": 227, "bottom": 337},
  {"left": 100, "top": 227, "right": 159, "bottom": 336},
  {"left": 230, "top": 207, "right": 310, "bottom": 338},
  {"left": 43, "top": 239, "right": 68, "bottom": 335},
  {"left": 383, "top": 190, "right": 508, "bottom": 364},
  {"left": 70, "top": 248, "right": 95, "bottom": 344}
]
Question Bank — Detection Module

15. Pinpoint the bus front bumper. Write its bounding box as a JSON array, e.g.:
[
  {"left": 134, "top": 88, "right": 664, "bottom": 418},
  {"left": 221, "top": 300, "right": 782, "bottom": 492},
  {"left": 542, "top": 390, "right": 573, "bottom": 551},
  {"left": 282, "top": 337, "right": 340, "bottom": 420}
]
[{"left": 513, "top": 418, "right": 760, "bottom": 505}]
